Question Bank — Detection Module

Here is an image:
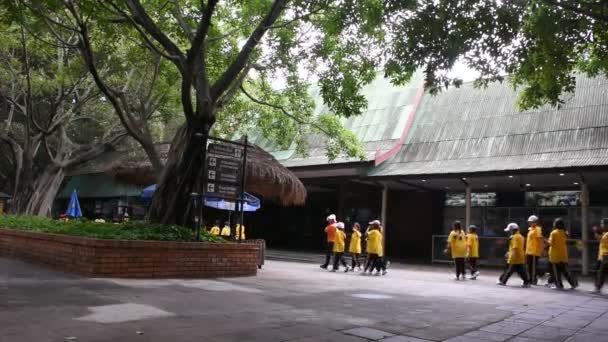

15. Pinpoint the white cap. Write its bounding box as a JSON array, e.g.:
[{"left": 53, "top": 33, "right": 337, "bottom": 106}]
[
  {"left": 336, "top": 222, "right": 345, "bottom": 229},
  {"left": 504, "top": 223, "right": 519, "bottom": 232},
  {"left": 527, "top": 215, "right": 539, "bottom": 222},
  {"left": 326, "top": 214, "right": 336, "bottom": 221},
  {"left": 369, "top": 220, "right": 381, "bottom": 225}
]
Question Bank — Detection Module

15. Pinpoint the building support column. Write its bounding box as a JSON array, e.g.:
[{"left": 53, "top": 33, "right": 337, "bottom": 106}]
[
  {"left": 461, "top": 178, "right": 471, "bottom": 228},
  {"left": 381, "top": 183, "right": 388, "bottom": 255},
  {"left": 581, "top": 176, "right": 590, "bottom": 276}
]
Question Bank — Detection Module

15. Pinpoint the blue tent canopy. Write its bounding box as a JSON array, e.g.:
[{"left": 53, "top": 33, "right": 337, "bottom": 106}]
[
  {"left": 66, "top": 190, "right": 82, "bottom": 218},
  {"left": 141, "top": 184, "right": 260, "bottom": 212}
]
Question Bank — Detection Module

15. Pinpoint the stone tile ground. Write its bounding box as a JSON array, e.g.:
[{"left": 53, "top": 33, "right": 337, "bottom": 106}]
[{"left": 2, "top": 257, "right": 608, "bottom": 342}]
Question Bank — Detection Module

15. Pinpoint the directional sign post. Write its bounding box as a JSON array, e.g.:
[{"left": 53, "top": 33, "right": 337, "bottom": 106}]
[{"left": 198, "top": 137, "right": 248, "bottom": 242}]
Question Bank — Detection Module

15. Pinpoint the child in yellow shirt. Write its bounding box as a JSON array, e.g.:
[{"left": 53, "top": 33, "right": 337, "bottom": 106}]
[
  {"left": 349, "top": 223, "right": 362, "bottom": 272},
  {"left": 593, "top": 218, "right": 608, "bottom": 294},
  {"left": 332, "top": 222, "right": 349, "bottom": 272},
  {"left": 364, "top": 220, "right": 385, "bottom": 276},
  {"left": 497, "top": 223, "right": 531, "bottom": 287},
  {"left": 446, "top": 221, "right": 467, "bottom": 281},
  {"left": 220, "top": 221, "right": 231, "bottom": 238},
  {"left": 209, "top": 220, "right": 221, "bottom": 236},
  {"left": 466, "top": 225, "right": 480, "bottom": 280},
  {"left": 547, "top": 218, "right": 578, "bottom": 290}
]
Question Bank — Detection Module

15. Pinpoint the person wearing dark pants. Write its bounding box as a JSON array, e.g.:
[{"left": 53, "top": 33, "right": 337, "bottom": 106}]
[
  {"left": 548, "top": 218, "right": 578, "bottom": 290},
  {"left": 349, "top": 223, "right": 362, "bottom": 271},
  {"left": 467, "top": 225, "right": 480, "bottom": 279},
  {"left": 446, "top": 221, "right": 467, "bottom": 280},
  {"left": 364, "top": 220, "right": 385, "bottom": 275},
  {"left": 331, "top": 222, "right": 349, "bottom": 272},
  {"left": 593, "top": 223, "right": 608, "bottom": 294},
  {"left": 320, "top": 214, "right": 337, "bottom": 269},
  {"left": 525, "top": 215, "right": 544, "bottom": 285},
  {"left": 497, "top": 223, "right": 531, "bottom": 288},
  {"left": 365, "top": 253, "right": 379, "bottom": 273}
]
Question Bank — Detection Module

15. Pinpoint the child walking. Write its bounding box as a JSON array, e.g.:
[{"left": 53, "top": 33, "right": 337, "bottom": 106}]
[
  {"left": 593, "top": 218, "right": 608, "bottom": 294},
  {"left": 349, "top": 223, "right": 362, "bottom": 271},
  {"left": 446, "top": 221, "right": 467, "bottom": 280},
  {"left": 548, "top": 218, "right": 578, "bottom": 290},
  {"left": 364, "top": 221, "right": 384, "bottom": 275},
  {"left": 467, "top": 225, "right": 480, "bottom": 280},
  {"left": 497, "top": 223, "right": 530, "bottom": 287},
  {"left": 332, "top": 222, "right": 349, "bottom": 272}
]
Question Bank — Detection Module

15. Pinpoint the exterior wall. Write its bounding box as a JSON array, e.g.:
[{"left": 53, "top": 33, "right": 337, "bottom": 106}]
[
  {"left": 386, "top": 190, "right": 442, "bottom": 260},
  {"left": 0, "top": 229, "right": 258, "bottom": 278}
]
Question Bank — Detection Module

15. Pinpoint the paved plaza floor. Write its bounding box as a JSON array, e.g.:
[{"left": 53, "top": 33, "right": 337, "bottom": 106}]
[{"left": 2, "top": 257, "right": 608, "bottom": 342}]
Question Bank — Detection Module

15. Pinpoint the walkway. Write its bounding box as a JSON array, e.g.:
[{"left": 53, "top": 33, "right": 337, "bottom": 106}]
[{"left": 1, "top": 257, "right": 608, "bottom": 341}]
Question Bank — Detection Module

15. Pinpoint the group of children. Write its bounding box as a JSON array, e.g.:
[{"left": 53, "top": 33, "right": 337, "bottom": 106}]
[
  {"left": 446, "top": 214, "right": 608, "bottom": 292},
  {"left": 208, "top": 220, "right": 246, "bottom": 240},
  {"left": 320, "top": 214, "right": 388, "bottom": 276}
]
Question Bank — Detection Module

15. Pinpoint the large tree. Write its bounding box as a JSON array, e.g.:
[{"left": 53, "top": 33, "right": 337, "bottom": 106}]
[
  {"left": 17, "top": 0, "right": 383, "bottom": 225},
  {"left": 0, "top": 21, "right": 126, "bottom": 215}
]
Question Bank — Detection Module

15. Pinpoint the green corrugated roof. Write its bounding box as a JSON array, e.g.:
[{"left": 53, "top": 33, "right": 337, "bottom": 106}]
[
  {"left": 57, "top": 173, "right": 143, "bottom": 199},
  {"left": 248, "top": 71, "right": 425, "bottom": 167}
]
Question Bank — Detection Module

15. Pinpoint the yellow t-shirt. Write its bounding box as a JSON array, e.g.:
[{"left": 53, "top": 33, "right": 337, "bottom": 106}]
[
  {"left": 599, "top": 232, "right": 608, "bottom": 260},
  {"left": 209, "top": 226, "right": 220, "bottom": 235},
  {"left": 235, "top": 224, "right": 246, "bottom": 240},
  {"left": 508, "top": 232, "right": 526, "bottom": 265},
  {"left": 220, "top": 226, "right": 231, "bottom": 236},
  {"left": 526, "top": 226, "right": 543, "bottom": 256},
  {"left": 466, "top": 233, "right": 479, "bottom": 258},
  {"left": 548, "top": 229, "right": 568, "bottom": 264},
  {"left": 448, "top": 230, "right": 467, "bottom": 258},
  {"left": 349, "top": 231, "right": 361, "bottom": 254},
  {"left": 333, "top": 230, "right": 346, "bottom": 253},
  {"left": 367, "top": 230, "right": 382, "bottom": 255}
]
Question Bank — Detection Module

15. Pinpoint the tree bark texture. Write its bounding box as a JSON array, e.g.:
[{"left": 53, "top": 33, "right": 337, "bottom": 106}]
[{"left": 148, "top": 123, "right": 208, "bottom": 225}]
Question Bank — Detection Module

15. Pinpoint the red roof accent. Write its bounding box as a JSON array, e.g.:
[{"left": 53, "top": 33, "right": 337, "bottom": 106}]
[{"left": 374, "top": 82, "right": 426, "bottom": 167}]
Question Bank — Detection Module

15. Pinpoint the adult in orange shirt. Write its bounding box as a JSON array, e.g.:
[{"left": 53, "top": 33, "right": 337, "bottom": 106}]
[{"left": 320, "top": 214, "right": 337, "bottom": 269}]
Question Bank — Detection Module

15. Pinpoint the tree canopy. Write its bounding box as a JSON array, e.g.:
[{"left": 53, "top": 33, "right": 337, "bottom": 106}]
[{"left": 385, "top": 0, "right": 608, "bottom": 109}]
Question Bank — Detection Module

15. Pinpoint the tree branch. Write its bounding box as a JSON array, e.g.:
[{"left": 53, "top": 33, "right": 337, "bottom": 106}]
[
  {"left": 541, "top": 0, "right": 608, "bottom": 23},
  {"left": 240, "top": 85, "right": 332, "bottom": 137},
  {"left": 211, "top": 0, "right": 288, "bottom": 101},
  {"left": 171, "top": 0, "right": 194, "bottom": 41}
]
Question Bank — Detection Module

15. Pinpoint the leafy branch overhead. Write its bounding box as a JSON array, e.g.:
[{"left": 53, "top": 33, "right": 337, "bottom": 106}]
[{"left": 384, "top": 0, "right": 608, "bottom": 109}]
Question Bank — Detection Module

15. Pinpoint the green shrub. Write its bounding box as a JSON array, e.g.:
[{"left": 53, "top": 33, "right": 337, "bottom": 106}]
[{"left": 0, "top": 215, "right": 224, "bottom": 242}]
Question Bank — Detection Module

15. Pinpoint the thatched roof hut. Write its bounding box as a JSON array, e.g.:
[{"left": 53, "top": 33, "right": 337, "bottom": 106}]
[{"left": 105, "top": 140, "right": 307, "bottom": 206}]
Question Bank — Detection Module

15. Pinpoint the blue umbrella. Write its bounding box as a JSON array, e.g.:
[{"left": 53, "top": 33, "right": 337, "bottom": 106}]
[
  {"left": 66, "top": 190, "right": 82, "bottom": 218},
  {"left": 141, "top": 184, "right": 157, "bottom": 201},
  {"left": 204, "top": 192, "right": 261, "bottom": 212}
]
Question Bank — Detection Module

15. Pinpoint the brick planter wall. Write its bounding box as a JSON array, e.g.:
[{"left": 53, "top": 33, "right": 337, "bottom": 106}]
[{"left": 0, "top": 228, "right": 258, "bottom": 278}]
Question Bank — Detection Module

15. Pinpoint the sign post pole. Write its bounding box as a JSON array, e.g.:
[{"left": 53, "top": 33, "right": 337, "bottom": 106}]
[{"left": 238, "top": 136, "right": 248, "bottom": 243}]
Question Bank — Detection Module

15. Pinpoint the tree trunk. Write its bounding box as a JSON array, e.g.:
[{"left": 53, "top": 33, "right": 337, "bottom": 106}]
[
  {"left": 148, "top": 123, "right": 208, "bottom": 225},
  {"left": 9, "top": 165, "right": 65, "bottom": 217},
  {"left": 24, "top": 166, "right": 65, "bottom": 217}
]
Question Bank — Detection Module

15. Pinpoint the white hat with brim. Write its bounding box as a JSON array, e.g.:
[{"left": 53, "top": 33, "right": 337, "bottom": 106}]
[
  {"left": 369, "top": 220, "right": 381, "bottom": 225},
  {"left": 504, "top": 223, "right": 519, "bottom": 232},
  {"left": 527, "top": 215, "right": 539, "bottom": 222},
  {"left": 327, "top": 214, "right": 336, "bottom": 221},
  {"left": 336, "top": 222, "right": 345, "bottom": 229}
]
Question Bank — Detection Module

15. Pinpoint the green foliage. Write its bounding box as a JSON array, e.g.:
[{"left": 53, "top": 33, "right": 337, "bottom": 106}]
[
  {"left": 384, "top": 0, "right": 608, "bottom": 110},
  {"left": 0, "top": 215, "right": 223, "bottom": 242}
]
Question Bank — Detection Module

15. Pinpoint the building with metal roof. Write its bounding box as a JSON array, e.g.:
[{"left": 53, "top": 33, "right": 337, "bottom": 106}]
[{"left": 249, "top": 74, "right": 608, "bottom": 274}]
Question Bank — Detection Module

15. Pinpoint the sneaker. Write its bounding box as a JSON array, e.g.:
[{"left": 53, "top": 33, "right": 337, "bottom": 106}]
[
  {"left": 320, "top": 265, "right": 328, "bottom": 269},
  {"left": 386, "top": 261, "right": 391, "bottom": 269},
  {"left": 357, "top": 267, "right": 362, "bottom": 272},
  {"left": 460, "top": 275, "right": 467, "bottom": 281},
  {"left": 571, "top": 281, "right": 579, "bottom": 290},
  {"left": 496, "top": 281, "right": 506, "bottom": 286},
  {"left": 473, "top": 271, "right": 480, "bottom": 278},
  {"left": 454, "top": 276, "right": 460, "bottom": 281},
  {"left": 590, "top": 288, "right": 601, "bottom": 294},
  {"left": 382, "top": 270, "right": 388, "bottom": 276},
  {"left": 344, "top": 267, "right": 349, "bottom": 273}
]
